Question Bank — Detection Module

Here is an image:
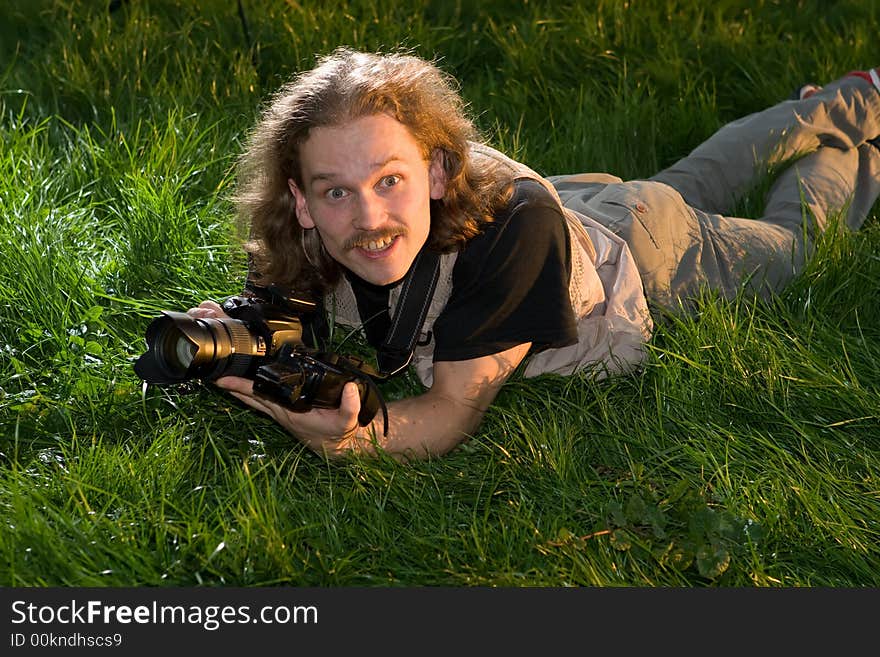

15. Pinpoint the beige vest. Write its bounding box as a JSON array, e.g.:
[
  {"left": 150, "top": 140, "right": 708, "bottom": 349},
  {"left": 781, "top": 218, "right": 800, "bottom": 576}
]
[{"left": 325, "top": 144, "right": 653, "bottom": 387}]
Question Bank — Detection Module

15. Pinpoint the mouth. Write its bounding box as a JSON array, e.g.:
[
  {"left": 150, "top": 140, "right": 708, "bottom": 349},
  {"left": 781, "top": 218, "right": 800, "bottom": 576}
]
[
  {"left": 349, "top": 233, "right": 402, "bottom": 258},
  {"left": 362, "top": 235, "right": 396, "bottom": 252}
]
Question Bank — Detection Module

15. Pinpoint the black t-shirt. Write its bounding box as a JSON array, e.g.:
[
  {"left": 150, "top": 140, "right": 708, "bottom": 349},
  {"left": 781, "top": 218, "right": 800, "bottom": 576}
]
[{"left": 346, "top": 179, "right": 578, "bottom": 362}]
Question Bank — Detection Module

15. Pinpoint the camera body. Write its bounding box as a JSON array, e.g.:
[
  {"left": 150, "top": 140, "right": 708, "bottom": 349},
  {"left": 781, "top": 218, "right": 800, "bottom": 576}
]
[{"left": 134, "top": 287, "right": 383, "bottom": 428}]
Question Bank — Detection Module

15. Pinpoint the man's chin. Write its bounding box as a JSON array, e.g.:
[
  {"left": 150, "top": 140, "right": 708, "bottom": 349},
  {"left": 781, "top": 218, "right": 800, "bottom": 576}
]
[
  {"left": 348, "top": 263, "right": 408, "bottom": 287},
  {"left": 361, "top": 271, "right": 407, "bottom": 287}
]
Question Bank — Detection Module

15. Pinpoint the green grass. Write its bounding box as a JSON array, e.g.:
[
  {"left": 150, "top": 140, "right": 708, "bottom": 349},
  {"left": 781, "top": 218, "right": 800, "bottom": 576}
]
[{"left": 1, "top": 0, "right": 879, "bottom": 587}]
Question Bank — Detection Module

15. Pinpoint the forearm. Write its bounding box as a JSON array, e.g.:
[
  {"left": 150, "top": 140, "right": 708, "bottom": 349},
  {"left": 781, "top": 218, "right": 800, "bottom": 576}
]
[
  {"left": 218, "top": 343, "right": 532, "bottom": 462},
  {"left": 343, "top": 390, "right": 487, "bottom": 461},
  {"left": 334, "top": 344, "right": 532, "bottom": 461}
]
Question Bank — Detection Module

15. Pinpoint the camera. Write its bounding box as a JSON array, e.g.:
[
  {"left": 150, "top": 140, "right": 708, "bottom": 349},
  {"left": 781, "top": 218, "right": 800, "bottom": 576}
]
[{"left": 133, "top": 286, "right": 386, "bottom": 430}]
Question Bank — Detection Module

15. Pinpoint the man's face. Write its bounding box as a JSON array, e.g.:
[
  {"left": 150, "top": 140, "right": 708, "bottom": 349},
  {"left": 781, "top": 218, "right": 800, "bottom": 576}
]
[{"left": 288, "top": 113, "right": 447, "bottom": 286}]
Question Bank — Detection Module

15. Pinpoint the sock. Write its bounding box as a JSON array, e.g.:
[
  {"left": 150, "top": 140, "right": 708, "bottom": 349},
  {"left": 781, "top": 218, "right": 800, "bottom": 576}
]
[{"left": 846, "top": 69, "right": 880, "bottom": 93}]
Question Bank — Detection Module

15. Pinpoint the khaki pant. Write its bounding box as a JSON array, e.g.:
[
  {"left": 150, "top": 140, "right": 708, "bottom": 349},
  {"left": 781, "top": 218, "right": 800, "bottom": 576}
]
[{"left": 549, "top": 76, "right": 880, "bottom": 311}]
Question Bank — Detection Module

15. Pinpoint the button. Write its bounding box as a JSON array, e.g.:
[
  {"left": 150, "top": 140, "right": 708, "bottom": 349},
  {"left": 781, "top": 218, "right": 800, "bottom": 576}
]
[{"left": 635, "top": 202, "right": 647, "bottom": 213}]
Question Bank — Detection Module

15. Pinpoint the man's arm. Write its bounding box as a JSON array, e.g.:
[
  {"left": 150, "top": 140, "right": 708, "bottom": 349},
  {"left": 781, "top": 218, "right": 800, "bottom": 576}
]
[
  {"left": 351, "top": 342, "right": 531, "bottom": 459},
  {"left": 214, "top": 342, "right": 531, "bottom": 461}
]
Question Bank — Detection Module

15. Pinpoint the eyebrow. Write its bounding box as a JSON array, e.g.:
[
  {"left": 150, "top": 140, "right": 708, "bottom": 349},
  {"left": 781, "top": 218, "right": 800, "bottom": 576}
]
[{"left": 308, "top": 156, "right": 405, "bottom": 185}]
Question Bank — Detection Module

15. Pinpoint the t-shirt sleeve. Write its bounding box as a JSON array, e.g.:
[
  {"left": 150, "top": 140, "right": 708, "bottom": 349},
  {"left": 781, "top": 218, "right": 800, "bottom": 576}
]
[{"left": 431, "top": 179, "right": 578, "bottom": 361}]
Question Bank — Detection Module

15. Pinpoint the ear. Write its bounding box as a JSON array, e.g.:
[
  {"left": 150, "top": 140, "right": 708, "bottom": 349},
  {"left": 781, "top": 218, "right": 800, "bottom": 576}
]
[
  {"left": 288, "top": 178, "right": 315, "bottom": 229},
  {"left": 428, "top": 149, "right": 448, "bottom": 200}
]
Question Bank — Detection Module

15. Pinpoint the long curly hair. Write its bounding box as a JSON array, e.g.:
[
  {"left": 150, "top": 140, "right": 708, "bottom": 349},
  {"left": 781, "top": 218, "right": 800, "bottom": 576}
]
[{"left": 232, "top": 47, "right": 513, "bottom": 296}]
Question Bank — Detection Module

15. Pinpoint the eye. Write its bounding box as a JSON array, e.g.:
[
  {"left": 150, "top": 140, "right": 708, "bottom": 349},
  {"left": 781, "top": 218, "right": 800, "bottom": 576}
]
[
  {"left": 379, "top": 175, "right": 400, "bottom": 188},
  {"left": 325, "top": 187, "right": 348, "bottom": 200}
]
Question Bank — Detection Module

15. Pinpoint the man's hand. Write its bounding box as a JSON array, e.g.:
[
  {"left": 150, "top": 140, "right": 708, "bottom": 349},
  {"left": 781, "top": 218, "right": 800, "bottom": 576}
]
[
  {"left": 186, "top": 299, "right": 368, "bottom": 457},
  {"left": 213, "top": 375, "right": 364, "bottom": 458},
  {"left": 187, "top": 299, "right": 229, "bottom": 320}
]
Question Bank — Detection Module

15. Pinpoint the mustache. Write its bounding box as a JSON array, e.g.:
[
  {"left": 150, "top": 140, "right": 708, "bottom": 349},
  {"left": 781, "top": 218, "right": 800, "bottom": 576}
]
[{"left": 344, "top": 228, "right": 405, "bottom": 251}]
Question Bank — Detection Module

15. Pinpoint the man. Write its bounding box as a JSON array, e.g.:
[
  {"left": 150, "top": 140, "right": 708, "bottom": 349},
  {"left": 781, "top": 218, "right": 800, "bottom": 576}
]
[{"left": 189, "top": 48, "right": 880, "bottom": 461}]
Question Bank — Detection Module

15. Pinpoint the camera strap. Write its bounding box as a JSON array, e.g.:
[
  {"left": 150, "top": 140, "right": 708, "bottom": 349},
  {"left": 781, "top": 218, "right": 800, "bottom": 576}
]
[{"left": 376, "top": 247, "right": 441, "bottom": 377}]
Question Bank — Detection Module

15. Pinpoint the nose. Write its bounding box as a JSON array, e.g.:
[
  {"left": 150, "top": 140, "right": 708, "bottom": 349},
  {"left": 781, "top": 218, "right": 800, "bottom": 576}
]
[{"left": 352, "top": 191, "right": 387, "bottom": 231}]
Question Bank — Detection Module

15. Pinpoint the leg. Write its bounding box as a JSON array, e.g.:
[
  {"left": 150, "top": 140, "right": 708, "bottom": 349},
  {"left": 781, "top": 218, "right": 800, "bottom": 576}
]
[
  {"left": 650, "top": 75, "right": 880, "bottom": 214},
  {"left": 568, "top": 180, "right": 800, "bottom": 309},
  {"left": 558, "top": 142, "right": 880, "bottom": 311},
  {"left": 763, "top": 142, "right": 880, "bottom": 236}
]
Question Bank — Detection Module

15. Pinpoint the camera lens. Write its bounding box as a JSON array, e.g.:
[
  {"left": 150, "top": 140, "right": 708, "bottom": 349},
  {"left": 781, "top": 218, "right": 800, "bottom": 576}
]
[
  {"left": 134, "top": 311, "right": 262, "bottom": 384},
  {"left": 156, "top": 323, "right": 199, "bottom": 373},
  {"left": 174, "top": 335, "right": 197, "bottom": 369}
]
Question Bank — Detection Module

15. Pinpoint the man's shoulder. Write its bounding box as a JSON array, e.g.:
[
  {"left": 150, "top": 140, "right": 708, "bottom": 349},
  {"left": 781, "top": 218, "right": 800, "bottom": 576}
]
[
  {"left": 457, "top": 179, "right": 568, "bottom": 265},
  {"left": 508, "top": 177, "right": 559, "bottom": 208},
  {"left": 486, "top": 178, "right": 565, "bottom": 236},
  {"left": 468, "top": 142, "right": 552, "bottom": 187}
]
